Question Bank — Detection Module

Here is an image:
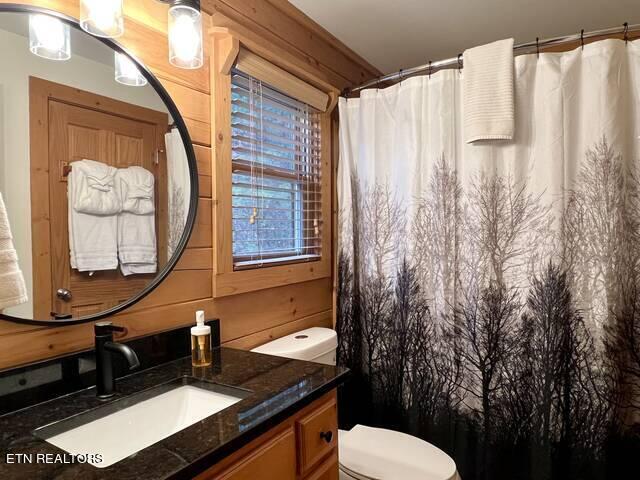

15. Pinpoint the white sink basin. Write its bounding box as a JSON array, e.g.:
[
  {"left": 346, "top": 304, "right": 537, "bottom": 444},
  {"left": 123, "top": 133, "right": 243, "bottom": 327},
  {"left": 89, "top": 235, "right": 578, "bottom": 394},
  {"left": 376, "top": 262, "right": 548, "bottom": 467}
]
[{"left": 36, "top": 380, "right": 247, "bottom": 468}]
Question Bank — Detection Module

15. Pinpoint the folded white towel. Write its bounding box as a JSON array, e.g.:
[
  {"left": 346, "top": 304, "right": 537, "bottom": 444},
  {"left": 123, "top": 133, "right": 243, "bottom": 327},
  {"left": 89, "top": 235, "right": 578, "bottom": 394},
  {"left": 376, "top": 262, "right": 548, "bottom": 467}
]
[
  {"left": 71, "top": 159, "right": 121, "bottom": 215},
  {"left": 0, "top": 192, "right": 28, "bottom": 310},
  {"left": 68, "top": 160, "right": 119, "bottom": 272},
  {"left": 463, "top": 38, "right": 515, "bottom": 144},
  {"left": 115, "top": 166, "right": 157, "bottom": 276}
]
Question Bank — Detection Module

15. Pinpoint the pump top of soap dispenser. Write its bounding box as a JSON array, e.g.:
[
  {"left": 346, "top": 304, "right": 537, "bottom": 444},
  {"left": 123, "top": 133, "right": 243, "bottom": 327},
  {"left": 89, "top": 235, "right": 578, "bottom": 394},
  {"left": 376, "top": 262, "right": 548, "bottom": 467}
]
[{"left": 191, "top": 310, "right": 210, "bottom": 336}]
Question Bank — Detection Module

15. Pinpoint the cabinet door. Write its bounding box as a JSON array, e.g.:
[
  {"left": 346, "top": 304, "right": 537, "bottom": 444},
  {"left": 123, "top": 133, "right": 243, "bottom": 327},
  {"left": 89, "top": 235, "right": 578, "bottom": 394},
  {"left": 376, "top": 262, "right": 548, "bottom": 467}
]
[
  {"left": 213, "top": 428, "right": 296, "bottom": 480},
  {"left": 304, "top": 452, "right": 339, "bottom": 480},
  {"left": 296, "top": 397, "right": 338, "bottom": 474}
]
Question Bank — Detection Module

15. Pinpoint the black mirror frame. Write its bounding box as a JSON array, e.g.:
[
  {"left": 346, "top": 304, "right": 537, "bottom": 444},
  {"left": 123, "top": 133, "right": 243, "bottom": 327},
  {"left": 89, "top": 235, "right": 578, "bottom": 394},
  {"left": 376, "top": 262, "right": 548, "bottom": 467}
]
[{"left": 0, "top": 3, "right": 199, "bottom": 326}]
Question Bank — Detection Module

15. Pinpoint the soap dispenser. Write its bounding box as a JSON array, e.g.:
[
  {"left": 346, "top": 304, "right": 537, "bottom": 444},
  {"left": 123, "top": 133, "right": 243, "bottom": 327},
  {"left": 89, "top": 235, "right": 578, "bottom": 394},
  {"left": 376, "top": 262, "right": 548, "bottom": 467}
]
[{"left": 191, "top": 310, "right": 212, "bottom": 367}]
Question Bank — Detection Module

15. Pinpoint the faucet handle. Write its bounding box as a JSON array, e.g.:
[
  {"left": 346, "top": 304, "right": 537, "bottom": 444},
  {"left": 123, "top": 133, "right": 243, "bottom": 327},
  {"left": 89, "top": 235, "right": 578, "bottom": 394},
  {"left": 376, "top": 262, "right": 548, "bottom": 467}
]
[{"left": 94, "top": 321, "right": 126, "bottom": 336}]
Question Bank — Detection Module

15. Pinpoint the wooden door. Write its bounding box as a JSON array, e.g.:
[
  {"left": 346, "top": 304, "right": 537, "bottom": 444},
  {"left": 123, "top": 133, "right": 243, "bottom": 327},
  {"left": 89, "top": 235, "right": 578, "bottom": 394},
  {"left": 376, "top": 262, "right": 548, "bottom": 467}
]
[{"left": 30, "top": 78, "right": 168, "bottom": 319}]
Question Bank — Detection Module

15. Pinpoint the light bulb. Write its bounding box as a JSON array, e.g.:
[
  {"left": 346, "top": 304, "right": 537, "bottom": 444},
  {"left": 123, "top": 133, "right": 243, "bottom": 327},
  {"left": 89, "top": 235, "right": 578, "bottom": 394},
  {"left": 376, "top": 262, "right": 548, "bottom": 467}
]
[
  {"left": 114, "top": 52, "right": 148, "bottom": 87},
  {"left": 80, "top": 0, "right": 124, "bottom": 38},
  {"left": 168, "top": 5, "right": 203, "bottom": 69},
  {"left": 29, "top": 14, "right": 71, "bottom": 61}
]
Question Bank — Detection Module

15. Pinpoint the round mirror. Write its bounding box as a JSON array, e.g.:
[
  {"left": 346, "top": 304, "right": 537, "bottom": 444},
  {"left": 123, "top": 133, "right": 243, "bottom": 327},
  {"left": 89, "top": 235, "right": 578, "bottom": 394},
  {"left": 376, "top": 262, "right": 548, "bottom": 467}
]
[{"left": 0, "top": 5, "right": 198, "bottom": 326}]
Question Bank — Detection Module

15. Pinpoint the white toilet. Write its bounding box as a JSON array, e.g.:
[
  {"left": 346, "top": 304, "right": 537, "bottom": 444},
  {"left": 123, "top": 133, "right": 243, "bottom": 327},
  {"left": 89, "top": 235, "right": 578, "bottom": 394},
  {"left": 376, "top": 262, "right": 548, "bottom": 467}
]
[{"left": 251, "top": 327, "right": 460, "bottom": 480}]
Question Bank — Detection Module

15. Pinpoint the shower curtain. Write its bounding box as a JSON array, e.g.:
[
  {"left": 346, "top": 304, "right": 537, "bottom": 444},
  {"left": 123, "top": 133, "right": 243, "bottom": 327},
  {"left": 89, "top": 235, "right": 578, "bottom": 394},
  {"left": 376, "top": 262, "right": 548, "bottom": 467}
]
[
  {"left": 165, "top": 127, "right": 190, "bottom": 259},
  {"left": 337, "top": 38, "right": 640, "bottom": 480}
]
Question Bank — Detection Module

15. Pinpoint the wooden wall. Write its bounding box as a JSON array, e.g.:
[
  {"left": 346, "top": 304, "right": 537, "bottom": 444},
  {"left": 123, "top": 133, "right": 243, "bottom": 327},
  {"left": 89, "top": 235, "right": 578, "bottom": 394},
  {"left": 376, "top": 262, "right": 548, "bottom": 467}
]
[{"left": 0, "top": 0, "right": 380, "bottom": 369}]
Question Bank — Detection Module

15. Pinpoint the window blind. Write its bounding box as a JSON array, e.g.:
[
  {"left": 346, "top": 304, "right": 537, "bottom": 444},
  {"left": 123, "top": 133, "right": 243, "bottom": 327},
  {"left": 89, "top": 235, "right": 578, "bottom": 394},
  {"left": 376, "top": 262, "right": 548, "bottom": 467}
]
[
  {"left": 231, "top": 69, "right": 322, "bottom": 270},
  {"left": 234, "top": 49, "right": 329, "bottom": 112}
]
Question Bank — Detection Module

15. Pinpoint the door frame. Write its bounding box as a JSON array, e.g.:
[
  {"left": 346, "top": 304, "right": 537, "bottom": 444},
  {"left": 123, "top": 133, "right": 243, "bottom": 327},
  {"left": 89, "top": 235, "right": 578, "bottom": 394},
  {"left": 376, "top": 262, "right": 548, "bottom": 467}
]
[{"left": 29, "top": 77, "right": 169, "bottom": 320}]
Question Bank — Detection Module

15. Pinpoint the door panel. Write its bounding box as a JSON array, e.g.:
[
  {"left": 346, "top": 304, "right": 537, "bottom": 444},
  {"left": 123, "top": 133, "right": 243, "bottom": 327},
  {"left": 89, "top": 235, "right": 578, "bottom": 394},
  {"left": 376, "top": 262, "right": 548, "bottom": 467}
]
[
  {"left": 115, "top": 134, "right": 145, "bottom": 168},
  {"left": 213, "top": 428, "right": 296, "bottom": 480}
]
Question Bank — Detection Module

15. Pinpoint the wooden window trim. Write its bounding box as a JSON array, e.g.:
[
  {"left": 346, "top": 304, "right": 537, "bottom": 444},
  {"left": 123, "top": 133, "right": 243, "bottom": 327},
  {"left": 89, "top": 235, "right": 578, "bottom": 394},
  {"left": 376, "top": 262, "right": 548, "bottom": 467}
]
[{"left": 210, "top": 31, "right": 336, "bottom": 298}]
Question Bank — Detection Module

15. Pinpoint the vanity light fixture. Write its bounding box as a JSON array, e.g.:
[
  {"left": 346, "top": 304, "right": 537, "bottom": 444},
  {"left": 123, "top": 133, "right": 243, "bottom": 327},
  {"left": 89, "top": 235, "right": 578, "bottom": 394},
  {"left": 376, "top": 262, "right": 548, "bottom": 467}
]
[
  {"left": 29, "top": 14, "right": 71, "bottom": 61},
  {"left": 114, "top": 52, "right": 148, "bottom": 87},
  {"left": 80, "top": 0, "right": 124, "bottom": 38},
  {"left": 76, "top": 0, "right": 203, "bottom": 71},
  {"left": 164, "top": 0, "right": 203, "bottom": 69}
]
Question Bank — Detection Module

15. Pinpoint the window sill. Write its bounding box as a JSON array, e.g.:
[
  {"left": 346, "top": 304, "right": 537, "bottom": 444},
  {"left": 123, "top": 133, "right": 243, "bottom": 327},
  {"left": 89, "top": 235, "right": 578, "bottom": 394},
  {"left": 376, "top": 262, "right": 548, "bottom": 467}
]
[{"left": 234, "top": 254, "right": 321, "bottom": 271}]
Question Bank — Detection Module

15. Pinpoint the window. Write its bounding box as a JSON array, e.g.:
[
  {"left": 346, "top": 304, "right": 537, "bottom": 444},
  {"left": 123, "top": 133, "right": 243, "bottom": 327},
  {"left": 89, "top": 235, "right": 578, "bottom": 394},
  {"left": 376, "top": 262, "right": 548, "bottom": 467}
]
[
  {"left": 230, "top": 70, "right": 322, "bottom": 270},
  {"left": 210, "top": 36, "right": 333, "bottom": 296}
]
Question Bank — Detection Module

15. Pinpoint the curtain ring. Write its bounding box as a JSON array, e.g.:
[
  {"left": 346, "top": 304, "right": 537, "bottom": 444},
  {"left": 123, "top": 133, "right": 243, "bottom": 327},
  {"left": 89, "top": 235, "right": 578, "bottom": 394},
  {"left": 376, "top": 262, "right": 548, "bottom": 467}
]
[
  {"left": 580, "top": 29, "right": 585, "bottom": 50},
  {"left": 428, "top": 60, "right": 432, "bottom": 79},
  {"left": 536, "top": 37, "right": 540, "bottom": 58},
  {"left": 399, "top": 68, "right": 404, "bottom": 84},
  {"left": 623, "top": 22, "right": 629, "bottom": 44},
  {"left": 376, "top": 76, "right": 381, "bottom": 92},
  {"left": 457, "top": 54, "right": 462, "bottom": 73}
]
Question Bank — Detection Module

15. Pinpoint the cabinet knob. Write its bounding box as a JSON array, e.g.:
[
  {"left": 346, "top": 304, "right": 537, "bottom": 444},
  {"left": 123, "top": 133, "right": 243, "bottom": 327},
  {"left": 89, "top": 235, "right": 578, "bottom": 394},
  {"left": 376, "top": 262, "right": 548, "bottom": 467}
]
[{"left": 319, "top": 430, "right": 333, "bottom": 444}]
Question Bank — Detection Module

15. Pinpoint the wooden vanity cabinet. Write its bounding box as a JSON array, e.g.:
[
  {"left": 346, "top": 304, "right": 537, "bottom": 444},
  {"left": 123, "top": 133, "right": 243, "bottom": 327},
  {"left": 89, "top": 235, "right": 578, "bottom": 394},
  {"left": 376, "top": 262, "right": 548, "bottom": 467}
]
[
  {"left": 195, "top": 390, "right": 339, "bottom": 480},
  {"left": 303, "top": 452, "right": 339, "bottom": 480}
]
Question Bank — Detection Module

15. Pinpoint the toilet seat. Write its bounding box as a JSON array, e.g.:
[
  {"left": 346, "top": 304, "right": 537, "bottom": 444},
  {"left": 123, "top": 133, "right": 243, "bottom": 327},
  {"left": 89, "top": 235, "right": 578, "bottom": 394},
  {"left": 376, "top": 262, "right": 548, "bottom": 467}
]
[{"left": 338, "top": 425, "right": 458, "bottom": 480}]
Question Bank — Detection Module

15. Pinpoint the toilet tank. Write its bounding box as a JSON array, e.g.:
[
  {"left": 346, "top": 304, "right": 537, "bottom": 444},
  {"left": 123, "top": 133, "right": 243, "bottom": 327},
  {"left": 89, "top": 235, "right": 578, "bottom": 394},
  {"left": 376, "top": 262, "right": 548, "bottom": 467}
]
[{"left": 250, "top": 327, "right": 337, "bottom": 366}]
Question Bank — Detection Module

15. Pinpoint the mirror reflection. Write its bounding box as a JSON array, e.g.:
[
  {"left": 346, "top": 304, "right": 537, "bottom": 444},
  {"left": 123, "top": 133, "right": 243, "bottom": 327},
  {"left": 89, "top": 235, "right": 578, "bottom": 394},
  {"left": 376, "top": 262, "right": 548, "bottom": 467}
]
[{"left": 0, "top": 11, "right": 193, "bottom": 322}]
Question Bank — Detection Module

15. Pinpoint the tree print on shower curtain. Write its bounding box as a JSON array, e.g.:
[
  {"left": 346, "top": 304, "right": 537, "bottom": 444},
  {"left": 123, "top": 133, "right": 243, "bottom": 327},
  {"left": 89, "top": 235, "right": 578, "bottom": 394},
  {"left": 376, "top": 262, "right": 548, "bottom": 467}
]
[{"left": 337, "top": 139, "right": 640, "bottom": 480}]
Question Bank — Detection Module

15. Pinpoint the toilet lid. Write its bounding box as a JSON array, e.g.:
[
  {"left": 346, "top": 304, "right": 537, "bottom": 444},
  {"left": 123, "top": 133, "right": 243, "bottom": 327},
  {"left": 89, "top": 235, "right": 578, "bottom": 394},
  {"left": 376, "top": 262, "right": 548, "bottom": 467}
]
[
  {"left": 250, "top": 327, "right": 337, "bottom": 361},
  {"left": 339, "top": 425, "right": 457, "bottom": 480}
]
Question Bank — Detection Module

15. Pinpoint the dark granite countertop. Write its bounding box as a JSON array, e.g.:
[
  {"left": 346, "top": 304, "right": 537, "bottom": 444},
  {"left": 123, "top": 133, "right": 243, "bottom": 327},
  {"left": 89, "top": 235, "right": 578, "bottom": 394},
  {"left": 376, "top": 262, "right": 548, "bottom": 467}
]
[{"left": 0, "top": 347, "right": 348, "bottom": 480}]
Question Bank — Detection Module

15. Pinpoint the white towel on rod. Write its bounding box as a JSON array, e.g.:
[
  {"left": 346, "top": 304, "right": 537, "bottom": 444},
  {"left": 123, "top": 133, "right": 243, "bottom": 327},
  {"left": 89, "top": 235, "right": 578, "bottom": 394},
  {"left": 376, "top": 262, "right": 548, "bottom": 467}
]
[
  {"left": 115, "top": 166, "right": 157, "bottom": 276},
  {"left": 0, "top": 192, "right": 28, "bottom": 310},
  {"left": 68, "top": 160, "right": 120, "bottom": 272},
  {"left": 462, "top": 38, "right": 515, "bottom": 143}
]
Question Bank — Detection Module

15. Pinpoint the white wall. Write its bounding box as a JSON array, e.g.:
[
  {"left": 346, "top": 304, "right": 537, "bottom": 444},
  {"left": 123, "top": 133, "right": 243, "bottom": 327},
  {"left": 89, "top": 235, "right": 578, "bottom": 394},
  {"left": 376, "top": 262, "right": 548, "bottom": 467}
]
[{"left": 0, "top": 27, "right": 170, "bottom": 318}]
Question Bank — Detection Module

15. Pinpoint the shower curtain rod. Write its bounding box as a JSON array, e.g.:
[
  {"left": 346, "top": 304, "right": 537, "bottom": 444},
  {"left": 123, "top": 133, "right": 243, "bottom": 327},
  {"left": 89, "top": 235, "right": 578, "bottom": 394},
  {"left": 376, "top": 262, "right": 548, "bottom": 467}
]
[{"left": 345, "top": 22, "right": 639, "bottom": 95}]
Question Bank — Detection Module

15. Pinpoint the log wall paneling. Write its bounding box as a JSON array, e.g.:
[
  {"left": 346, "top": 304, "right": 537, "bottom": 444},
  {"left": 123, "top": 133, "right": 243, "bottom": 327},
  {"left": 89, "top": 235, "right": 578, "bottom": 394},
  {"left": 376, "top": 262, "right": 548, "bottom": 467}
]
[
  {"left": 0, "top": 0, "right": 378, "bottom": 370},
  {"left": 0, "top": 279, "right": 332, "bottom": 369}
]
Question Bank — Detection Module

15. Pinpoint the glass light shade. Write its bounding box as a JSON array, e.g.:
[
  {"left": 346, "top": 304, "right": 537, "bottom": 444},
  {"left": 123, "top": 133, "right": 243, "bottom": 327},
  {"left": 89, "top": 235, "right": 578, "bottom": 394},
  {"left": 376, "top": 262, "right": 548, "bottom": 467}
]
[
  {"left": 29, "top": 14, "right": 71, "bottom": 61},
  {"left": 168, "top": 5, "right": 203, "bottom": 69},
  {"left": 114, "top": 52, "right": 148, "bottom": 87},
  {"left": 80, "top": 0, "right": 124, "bottom": 38}
]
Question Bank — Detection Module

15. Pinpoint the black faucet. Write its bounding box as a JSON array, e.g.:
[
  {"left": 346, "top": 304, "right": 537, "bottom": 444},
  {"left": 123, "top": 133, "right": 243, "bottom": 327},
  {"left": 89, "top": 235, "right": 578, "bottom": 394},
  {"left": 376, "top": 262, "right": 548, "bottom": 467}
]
[{"left": 94, "top": 322, "right": 140, "bottom": 398}]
